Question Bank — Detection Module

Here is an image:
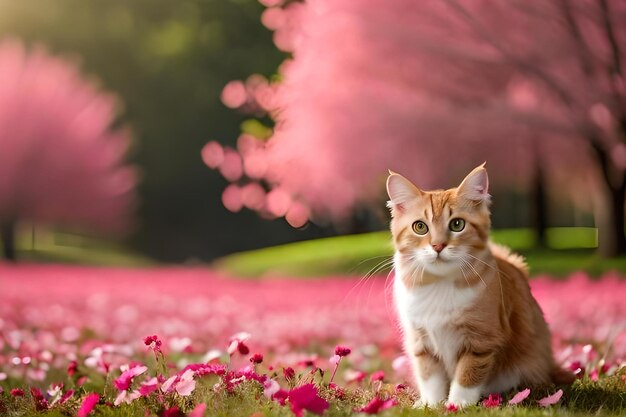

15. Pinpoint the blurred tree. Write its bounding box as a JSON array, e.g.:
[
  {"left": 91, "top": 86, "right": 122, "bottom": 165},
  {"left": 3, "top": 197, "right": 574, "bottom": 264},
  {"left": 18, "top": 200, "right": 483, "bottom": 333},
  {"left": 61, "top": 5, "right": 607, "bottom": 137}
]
[
  {"left": 0, "top": 40, "right": 137, "bottom": 260},
  {"left": 208, "top": 0, "right": 626, "bottom": 255},
  {"left": 0, "top": 0, "right": 336, "bottom": 261}
]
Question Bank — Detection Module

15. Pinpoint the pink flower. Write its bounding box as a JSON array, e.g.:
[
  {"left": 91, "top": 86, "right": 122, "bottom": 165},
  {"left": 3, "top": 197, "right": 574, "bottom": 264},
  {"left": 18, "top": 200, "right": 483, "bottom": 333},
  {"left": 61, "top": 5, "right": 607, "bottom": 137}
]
[
  {"left": 59, "top": 389, "right": 74, "bottom": 404},
  {"left": 538, "top": 389, "right": 563, "bottom": 407},
  {"left": 175, "top": 369, "right": 196, "bottom": 396},
  {"left": 334, "top": 346, "right": 351, "bottom": 357},
  {"left": 228, "top": 332, "right": 251, "bottom": 355},
  {"left": 67, "top": 360, "right": 78, "bottom": 376},
  {"left": 287, "top": 384, "right": 329, "bottom": 417},
  {"left": 30, "top": 387, "right": 49, "bottom": 411},
  {"left": 370, "top": 370, "right": 385, "bottom": 382},
  {"left": 139, "top": 377, "right": 159, "bottom": 396},
  {"left": 189, "top": 403, "right": 207, "bottom": 417},
  {"left": 114, "top": 390, "right": 141, "bottom": 406},
  {"left": 10, "top": 388, "right": 24, "bottom": 397},
  {"left": 329, "top": 354, "right": 341, "bottom": 365},
  {"left": 114, "top": 365, "right": 148, "bottom": 391},
  {"left": 77, "top": 393, "right": 99, "bottom": 417},
  {"left": 508, "top": 388, "right": 531, "bottom": 405},
  {"left": 143, "top": 335, "right": 162, "bottom": 352},
  {"left": 283, "top": 367, "right": 295, "bottom": 381},
  {"left": 263, "top": 378, "right": 281, "bottom": 398},
  {"left": 482, "top": 393, "right": 502, "bottom": 408},
  {"left": 250, "top": 353, "right": 264, "bottom": 364},
  {"left": 358, "top": 397, "right": 397, "bottom": 414},
  {"left": 345, "top": 370, "right": 367, "bottom": 383},
  {"left": 445, "top": 403, "right": 459, "bottom": 413},
  {"left": 162, "top": 406, "right": 184, "bottom": 417}
]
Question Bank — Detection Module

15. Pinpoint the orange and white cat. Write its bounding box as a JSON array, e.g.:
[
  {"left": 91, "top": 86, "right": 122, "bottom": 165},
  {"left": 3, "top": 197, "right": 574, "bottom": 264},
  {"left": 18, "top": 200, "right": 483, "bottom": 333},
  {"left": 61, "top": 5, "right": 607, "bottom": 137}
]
[{"left": 386, "top": 164, "right": 573, "bottom": 408}]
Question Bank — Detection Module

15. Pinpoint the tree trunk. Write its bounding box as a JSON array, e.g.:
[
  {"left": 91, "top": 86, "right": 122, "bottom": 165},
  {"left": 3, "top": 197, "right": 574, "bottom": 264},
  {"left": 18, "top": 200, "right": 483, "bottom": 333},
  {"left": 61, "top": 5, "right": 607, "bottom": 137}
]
[
  {"left": 531, "top": 164, "right": 548, "bottom": 248},
  {"left": 1, "top": 222, "right": 16, "bottom": 261},
  {"left": 599, "top": 182, "right": 626, "bottom": 257}
]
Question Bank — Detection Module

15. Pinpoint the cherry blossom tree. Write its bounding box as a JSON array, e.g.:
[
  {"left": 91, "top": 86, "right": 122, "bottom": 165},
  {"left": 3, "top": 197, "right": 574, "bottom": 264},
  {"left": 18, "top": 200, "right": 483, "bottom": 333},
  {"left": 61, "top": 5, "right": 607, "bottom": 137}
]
[
  {"left": 206, "top": 0, "right": 626, "bottom": 255},
  {"left": 0, "top": 40, "right": 137, "bottom": 260}
]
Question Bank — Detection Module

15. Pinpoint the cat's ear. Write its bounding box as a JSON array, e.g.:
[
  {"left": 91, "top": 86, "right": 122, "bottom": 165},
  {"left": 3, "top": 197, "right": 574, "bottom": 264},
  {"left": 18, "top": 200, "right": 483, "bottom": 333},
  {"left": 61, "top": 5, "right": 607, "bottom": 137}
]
[
  {"left": 457, "top": 163, "right": 490, "bottom": 203},
  {"left": 386, "top": 170, "right": 423, "bottom": 213}
]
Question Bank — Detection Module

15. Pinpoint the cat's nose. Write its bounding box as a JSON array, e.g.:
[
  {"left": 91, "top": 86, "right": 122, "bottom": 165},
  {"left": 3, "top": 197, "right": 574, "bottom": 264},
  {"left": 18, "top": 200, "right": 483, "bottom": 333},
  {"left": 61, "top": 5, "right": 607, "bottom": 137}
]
[{"left": 432, "top": 243, "right": 447, "bottom": 253}]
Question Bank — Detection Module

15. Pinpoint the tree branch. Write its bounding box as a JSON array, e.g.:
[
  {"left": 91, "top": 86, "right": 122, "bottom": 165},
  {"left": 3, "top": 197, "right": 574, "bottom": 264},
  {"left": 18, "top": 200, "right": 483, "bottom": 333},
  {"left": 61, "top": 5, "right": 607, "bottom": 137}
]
[{"left": 443, "top": 0, "right": 576, "bottom": 107}]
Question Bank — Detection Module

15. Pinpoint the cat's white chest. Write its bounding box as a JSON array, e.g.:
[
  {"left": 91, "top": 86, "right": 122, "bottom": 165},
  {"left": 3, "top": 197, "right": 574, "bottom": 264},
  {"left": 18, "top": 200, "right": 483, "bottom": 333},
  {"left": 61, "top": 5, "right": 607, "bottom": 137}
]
[{"left": 394, "top": 268, "right": 482, "bottom": 375}]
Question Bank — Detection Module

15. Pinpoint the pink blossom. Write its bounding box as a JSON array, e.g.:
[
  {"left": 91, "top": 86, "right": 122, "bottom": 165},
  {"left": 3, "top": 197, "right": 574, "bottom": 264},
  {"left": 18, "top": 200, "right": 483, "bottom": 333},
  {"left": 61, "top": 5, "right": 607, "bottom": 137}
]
[
  {"left": 334, "top": 345, "right": 351, "bottom": 357},
  {"left": 329, "top": 354, "right": 341, "bottom": 365},
  {"left": 250, "top": 353, "right": 264, "bottom": 364},
  {"left": 344, "top": 369, "right": 366, "bottom": 383},
  {"left": 508, "top": 388, "right": 531, "bottom": 405},
  {"left": 221, "top": 80, "right": 248, "bottom": 109},
  {"left": 538, "top": 389, "right": 563, "bottom": 407},
  {"left": 189, "top": 403, "right": 207, "bottom": 417},
  {"left": 263, "top": 378, "right": 281, "bottom": 398},
  {"left": 358, "top": 397, "right": 397, "bottom": 414},
  {"left": 482, "top": 393, "right": 502, "bottom": 408},
  {"left": 139, "top": 377, "right": 159, "bottom": 396},
  {"left": 143, "top": 335, "right": 162, "bottom": 352},
  {"left": 201, "top": 141, "right": 225, "bottom": 169},
  {"left": 77, "top": 393, "right": 99, "bottom": 417},
  {"left": 114, "top": 390, "right": 140, "bottom": 406},
  {"left": 287, "top": 384, "right": 329, "bottom": 417},
  {"left": 445, "top": 403, "right": 459, "bottom": 413},
  {"left": 10, "top": 388, "right": 24, "bottom": 397},
  {"left": 162, "top": 406, "right": 184, "bottom": 417},
  {"left": 370, "top": 370, "right": 385, "bottom": 382},
  {"left": 114, "top": 365, "right": 147, "bottom": 391},
  {"left": 175, "top": 369, "right": 197, "bottom": 396},
  {"left": 60, "top": 389, "right": 74, "bottom": 404},
  {"left": 221, "top": 184, "right": 243, "bottom": 213},
  {"left": 283, "top": 367, "right": 296, "bottom": 381},
  {"left": 0, "top": 40, "right": 136, "bottom": 240}
]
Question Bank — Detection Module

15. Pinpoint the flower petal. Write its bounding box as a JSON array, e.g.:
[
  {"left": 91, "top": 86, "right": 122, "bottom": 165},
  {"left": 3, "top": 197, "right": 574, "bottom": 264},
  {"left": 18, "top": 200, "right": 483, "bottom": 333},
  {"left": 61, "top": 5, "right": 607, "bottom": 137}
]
[
  {"left": 538, "top": 389, "right": 563, "bottom": 407},
  {"left": 508, "top": 388, "right": 531, "bottom": 405}
]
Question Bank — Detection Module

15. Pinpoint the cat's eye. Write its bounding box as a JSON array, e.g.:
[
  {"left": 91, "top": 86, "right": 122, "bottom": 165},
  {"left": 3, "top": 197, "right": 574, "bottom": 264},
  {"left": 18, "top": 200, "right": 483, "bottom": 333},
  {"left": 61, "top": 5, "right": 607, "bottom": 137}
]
[
  {"left": 449, "top": 218, "right": 465, "bottom": 232},
  {"left": 412, "top": 221, "right": 429, "bottom": 235}
]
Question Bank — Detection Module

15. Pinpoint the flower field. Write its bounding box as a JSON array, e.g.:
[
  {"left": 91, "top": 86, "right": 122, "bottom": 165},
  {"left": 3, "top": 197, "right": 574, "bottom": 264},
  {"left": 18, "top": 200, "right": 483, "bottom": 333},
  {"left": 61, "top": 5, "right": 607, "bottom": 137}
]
[{"left": 1, "top": 264, "right": 626, "bottom": 416}]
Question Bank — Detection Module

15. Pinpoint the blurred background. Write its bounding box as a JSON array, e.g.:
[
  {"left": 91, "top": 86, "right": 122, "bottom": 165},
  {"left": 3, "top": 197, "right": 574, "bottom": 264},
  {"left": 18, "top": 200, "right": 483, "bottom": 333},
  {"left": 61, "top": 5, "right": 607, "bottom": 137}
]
[{"left": 0, "top": 0, "right": 625, "bottom": 277}]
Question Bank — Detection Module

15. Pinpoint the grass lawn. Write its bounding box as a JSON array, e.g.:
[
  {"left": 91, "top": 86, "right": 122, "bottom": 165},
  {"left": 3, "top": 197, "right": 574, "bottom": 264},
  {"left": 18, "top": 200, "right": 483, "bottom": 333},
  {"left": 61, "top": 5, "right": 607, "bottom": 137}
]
[{"left": 214, "top": 228, "right": 626, "bottom": 278}]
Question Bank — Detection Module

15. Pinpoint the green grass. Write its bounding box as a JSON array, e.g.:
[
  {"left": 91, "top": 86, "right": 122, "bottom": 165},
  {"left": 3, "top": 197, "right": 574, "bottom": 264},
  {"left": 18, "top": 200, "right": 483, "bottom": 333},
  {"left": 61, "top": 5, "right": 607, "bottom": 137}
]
[
  {"left": 214, "top": 228, "right": 626, "bottom": 278},
  {"left": 2, "top": 228, "right": 155, "bottom": 267}
]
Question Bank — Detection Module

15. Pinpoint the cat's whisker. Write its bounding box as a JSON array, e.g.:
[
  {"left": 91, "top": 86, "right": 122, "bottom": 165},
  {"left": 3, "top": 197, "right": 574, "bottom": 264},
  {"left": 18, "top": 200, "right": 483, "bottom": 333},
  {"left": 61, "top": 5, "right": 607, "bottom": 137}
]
[
  {"left": 458, "top": 263, "right": 471, "bottom": 288},
  {"left": 460, "top": 257, "right": 488, "bottom": 287}
]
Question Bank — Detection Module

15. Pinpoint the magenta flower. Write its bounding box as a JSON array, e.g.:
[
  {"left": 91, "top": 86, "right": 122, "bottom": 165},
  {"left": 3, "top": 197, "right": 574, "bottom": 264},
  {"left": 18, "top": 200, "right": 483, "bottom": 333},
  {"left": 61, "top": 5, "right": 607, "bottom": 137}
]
[
  {"left": 114, "top": 365, "right": 147, "bottom": 391},
  {"left": 369, "top": 370, "right": 385, "bottom": 383},
  {"left": 162, "top": 406, "right": 184, "bottom": 417},
  {"left": 283, "top": 367, "right": 296, "bottom": 381},
  {"left": 138, "top": 377, "right": 159, "bottom": 396},
  {"left": 77, "top": 393, "right": 99, "bottom": 417},
  {"left": 227, "top": 332, "right": 251, "bottom": 356},
  {"left": 143, "top": 335, "right": 163, "bottom": 352},
  {"left": 59, "top": 389, "right": 74, "bottom": 404},
  {"left": 445, "top": 403, "right": 459, "bottom": 413},
  {"left": 10, "top": 388, "right": 24, "bottom": 397},
  {"left": 250, "top": 353, "right": 264, "bottom": 364},
  {"left": 334, "top": 345, "right": 351, "bottom": 357},
  {"left": 67, "top": 360, "right": 78, "bottom": 377},
  {"left": 30, "top": 387, "right": 49, "bottom": 411},
  {"left": 482, "top": 393, "right": 502, "bottom": 408},
  {"left": 358, "top": 397, "right": 397, "bottom": 414},
  {"left": 287, "top": 384, "right": 329, "bottom": 417}
]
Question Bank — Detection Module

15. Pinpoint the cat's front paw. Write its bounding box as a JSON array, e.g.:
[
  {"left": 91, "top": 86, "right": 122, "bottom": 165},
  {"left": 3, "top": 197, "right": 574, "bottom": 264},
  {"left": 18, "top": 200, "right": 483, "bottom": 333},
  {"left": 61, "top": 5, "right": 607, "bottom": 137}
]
[
  {"left": 446, "top": 382, "right": 482, "bottom": 408},
  {"left": 413, "top": 398, "right": 443, "bottom": 409}
]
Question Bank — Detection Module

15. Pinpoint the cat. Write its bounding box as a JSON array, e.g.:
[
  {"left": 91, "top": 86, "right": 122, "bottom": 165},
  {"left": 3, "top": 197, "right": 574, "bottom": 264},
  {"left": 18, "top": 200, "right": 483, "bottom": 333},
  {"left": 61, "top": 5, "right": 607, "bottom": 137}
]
[{"left": 386, "top": 163, "right": 573, "bottom": 408}]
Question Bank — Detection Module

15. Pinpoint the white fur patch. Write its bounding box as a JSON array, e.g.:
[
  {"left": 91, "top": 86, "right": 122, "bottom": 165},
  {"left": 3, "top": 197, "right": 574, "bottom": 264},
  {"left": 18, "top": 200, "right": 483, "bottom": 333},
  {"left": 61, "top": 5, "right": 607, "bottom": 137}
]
[
  {"left": 415, "top": 370, "right": 448, "bottom": 407},
  {"left": 447, "top": 381, "right": 483, "bottom": 407},
  {"left": 394, "top": 253, "right": 483, "bottom": 377}
]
